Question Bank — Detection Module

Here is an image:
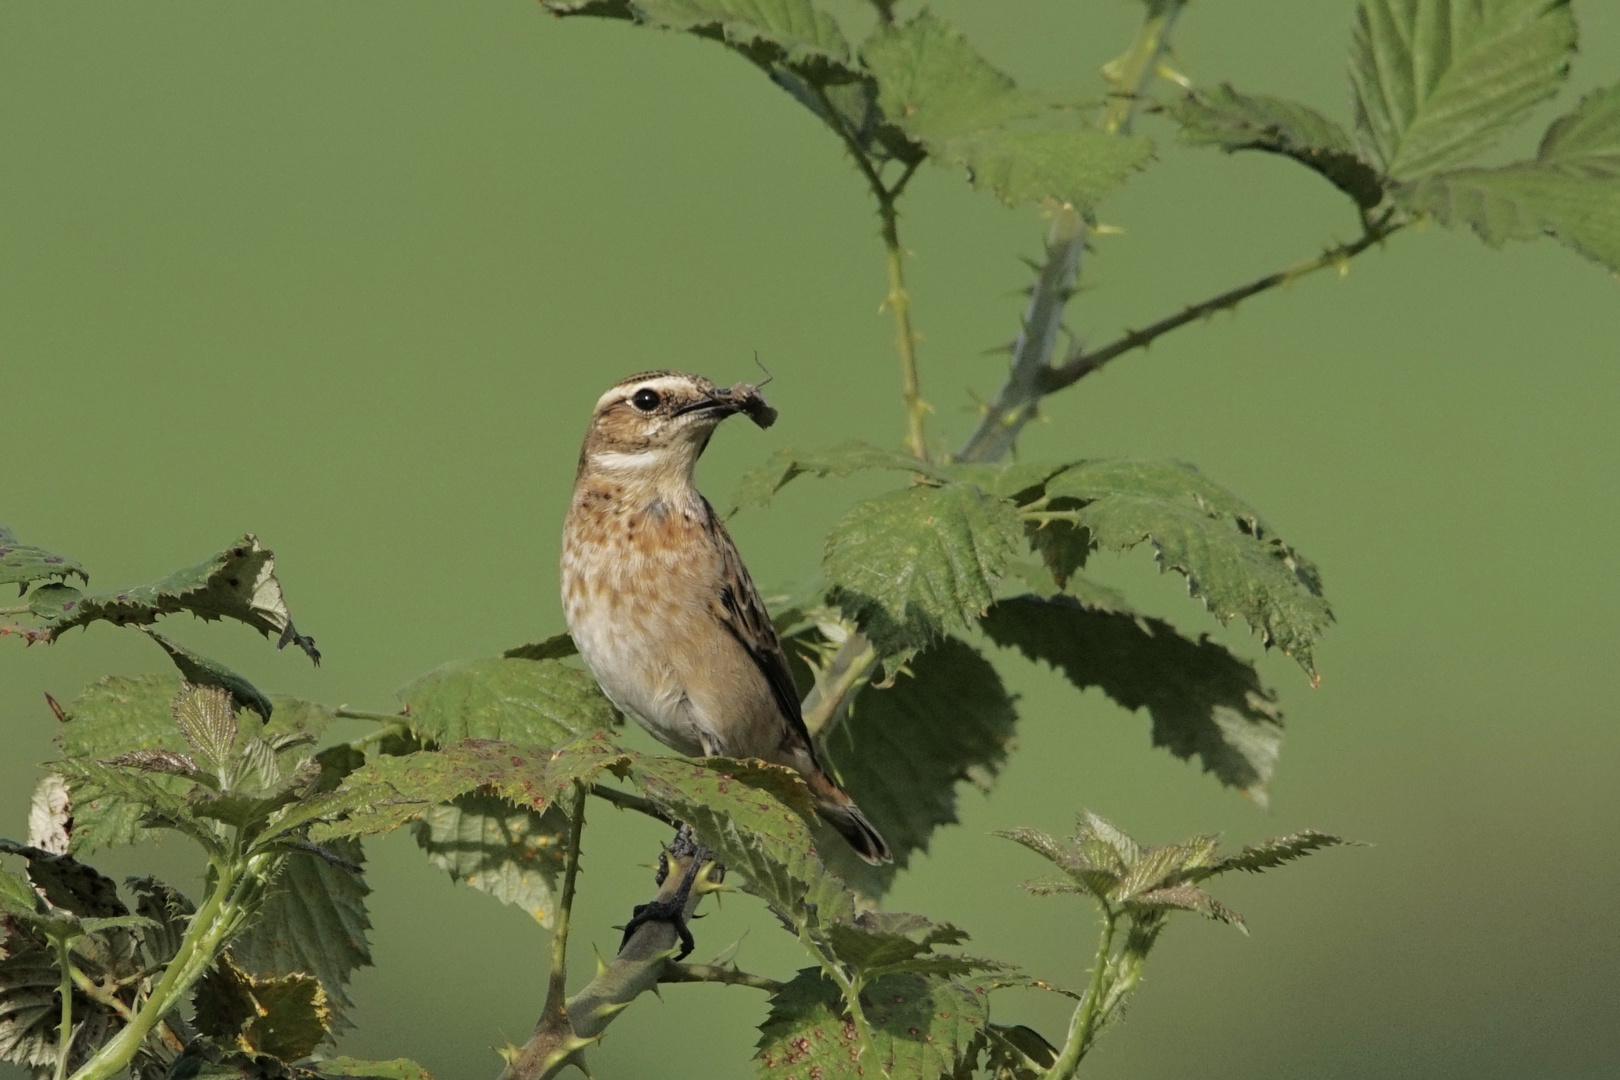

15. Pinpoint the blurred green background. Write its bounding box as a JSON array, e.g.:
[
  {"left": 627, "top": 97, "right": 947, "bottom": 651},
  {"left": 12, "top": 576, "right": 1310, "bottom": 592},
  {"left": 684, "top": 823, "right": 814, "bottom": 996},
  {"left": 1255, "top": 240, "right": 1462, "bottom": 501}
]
[{"left": 3, "top": 2, "right": 1617, "bottom": 1078}]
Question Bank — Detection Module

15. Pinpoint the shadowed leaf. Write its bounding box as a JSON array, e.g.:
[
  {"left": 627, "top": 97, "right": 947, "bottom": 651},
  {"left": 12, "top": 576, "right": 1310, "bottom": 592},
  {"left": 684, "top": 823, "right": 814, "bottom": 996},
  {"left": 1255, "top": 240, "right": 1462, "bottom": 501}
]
[
  {"left": 816, "top": 637, "right": 1018, "bottom": 896},
  {"left": 1167, "top": 84, "right": 1385, "bottom": 207},
  {"left": 317, "top": 1060, "right": 437, "bottom": 1080},
  {"left": 413, "top": 794, "right": 570, "bottom": 928},
  {"left": 502, "top": 633, "right": 578, "bottom": 661},
  {"left": 136, "top": 628, "right": 274, "bottom": 721},
  {"left": 982, "top": 596, "right": 1284, "bottom": 800},
  {"left": 1350, "top": 0, "right": 1576, "bottom": 179},
  {"left": 230, "top": 839, "right": 371, "bottom": 1033},
  {"left": 822, "top": 911, "right": 999, "bottom": 981}
]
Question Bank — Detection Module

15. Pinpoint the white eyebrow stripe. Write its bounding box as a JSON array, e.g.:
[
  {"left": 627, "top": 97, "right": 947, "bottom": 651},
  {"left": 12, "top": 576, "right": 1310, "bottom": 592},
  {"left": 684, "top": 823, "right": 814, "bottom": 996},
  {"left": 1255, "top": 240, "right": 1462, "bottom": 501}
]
[{"left": 590, "top": 449, "right": 663, "bottom": 471}]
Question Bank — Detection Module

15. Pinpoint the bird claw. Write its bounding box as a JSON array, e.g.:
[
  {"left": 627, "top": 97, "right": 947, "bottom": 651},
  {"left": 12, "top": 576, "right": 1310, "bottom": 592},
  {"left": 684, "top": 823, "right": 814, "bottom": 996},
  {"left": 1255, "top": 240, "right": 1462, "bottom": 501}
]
[{"left": 619, "top": 825, "right": 723, "bottom": 962}]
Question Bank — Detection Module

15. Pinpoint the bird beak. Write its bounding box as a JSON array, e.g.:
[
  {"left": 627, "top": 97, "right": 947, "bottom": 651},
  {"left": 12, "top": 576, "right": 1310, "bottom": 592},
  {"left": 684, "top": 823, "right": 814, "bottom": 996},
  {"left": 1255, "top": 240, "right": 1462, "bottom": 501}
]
[{"left": 673, "top": 395, "right": 740, "bottom": 419}]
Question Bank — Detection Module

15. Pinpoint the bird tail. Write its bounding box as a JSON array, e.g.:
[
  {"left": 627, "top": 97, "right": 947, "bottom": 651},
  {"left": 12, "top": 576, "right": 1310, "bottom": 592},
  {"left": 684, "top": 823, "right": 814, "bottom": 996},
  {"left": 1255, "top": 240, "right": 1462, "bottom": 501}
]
[{"left": 814, "top": 789, "right": 892, "bottom": 866}]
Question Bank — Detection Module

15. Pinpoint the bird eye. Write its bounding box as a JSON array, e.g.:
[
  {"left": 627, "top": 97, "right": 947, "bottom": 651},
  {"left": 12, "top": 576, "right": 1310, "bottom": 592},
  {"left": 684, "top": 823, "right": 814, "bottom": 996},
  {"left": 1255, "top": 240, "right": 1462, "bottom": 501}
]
[{"left": 630, "top": 388, "right": 662, "bottom": 412}]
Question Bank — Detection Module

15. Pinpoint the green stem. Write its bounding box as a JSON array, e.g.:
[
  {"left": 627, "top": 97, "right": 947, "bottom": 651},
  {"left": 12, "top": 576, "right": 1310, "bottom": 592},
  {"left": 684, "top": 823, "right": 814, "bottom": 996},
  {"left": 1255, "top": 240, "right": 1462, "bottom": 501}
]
[
  {"left": 334, "top": 707, "right": 407, "bottom": 724},
  {"left": 1046, "top": 908, "right": 1117, "bottom": 1080},
  {"left": 69, "top": 966, "right": 133, "bottom": 1022},
  {"left": 52, "top": 935, "right": 74, "bottom": 1080},
  {"left": 0, "top": 605, "right": 30, "bottom": 617},
  {"left": 879, "top": 191, "right": 929, "bottom": 460},
  {"left": 542, "top": 782, "right": 590, "bottom": 1026},
  {"left": 68, "top": 861, "right": 243, "bottom": 1080},
  {"left": 802, "top": 927, "right": 882, "bottom": 1073}
]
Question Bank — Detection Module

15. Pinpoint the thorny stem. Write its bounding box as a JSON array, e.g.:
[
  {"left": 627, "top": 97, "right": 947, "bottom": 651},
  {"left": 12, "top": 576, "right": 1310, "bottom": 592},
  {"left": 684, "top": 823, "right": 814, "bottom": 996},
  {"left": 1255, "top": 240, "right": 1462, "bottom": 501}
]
[
  {"left": 497, "top": 842, "right": 715, "bottom": 1080},
  {"left": 800, "top": 636, "right": 877, "bottom": 739},
  {"left": 69, "top": 860, "right": 246, "bottom": 1080},
  {"left": 955, "top": 1, "right": 1185, "bottom": 465},
  {"left": 1047, "top": 907, "right": 1118, "bottom": 1080},
  {"left": 880, "top": 189, "right": 930, "bottom": 461},
  {"left": 812, "top": 80, "right": 930, "bottom": 460},
  {"left": 52, "top": 935, "right": 74, "bottom": 1080},
  {"left": 659, "top": 962, "right": 785, "bottom": 994},
  {"left": 588, "top": 782, "right": 676, "bottom": 826},
  {"left": 1099, "top": 0, "right": 1188, "bottom": 136},
  {"left": 543, "top": 782, "right": 590, "bottom": 1027},
  {"left": 1043, "top": 217, "right": 1405, "bottom": 392},
  {"left": 68, "top": 966, "right": 133, "bottom": 1022}
]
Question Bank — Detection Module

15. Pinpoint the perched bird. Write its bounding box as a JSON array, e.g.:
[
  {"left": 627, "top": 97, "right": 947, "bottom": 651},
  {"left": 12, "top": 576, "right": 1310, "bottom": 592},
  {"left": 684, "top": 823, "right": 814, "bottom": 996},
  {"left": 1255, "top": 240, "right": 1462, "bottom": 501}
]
[{"left": 561, "top": 370, "right": 891, "bottom": 865}]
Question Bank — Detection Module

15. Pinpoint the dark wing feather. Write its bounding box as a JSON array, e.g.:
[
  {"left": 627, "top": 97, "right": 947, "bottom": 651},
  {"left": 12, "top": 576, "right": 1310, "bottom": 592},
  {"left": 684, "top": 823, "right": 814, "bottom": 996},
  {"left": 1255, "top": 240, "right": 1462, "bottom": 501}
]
[{"left": 701, "top": 498, "right": 819, "bottom": 754}]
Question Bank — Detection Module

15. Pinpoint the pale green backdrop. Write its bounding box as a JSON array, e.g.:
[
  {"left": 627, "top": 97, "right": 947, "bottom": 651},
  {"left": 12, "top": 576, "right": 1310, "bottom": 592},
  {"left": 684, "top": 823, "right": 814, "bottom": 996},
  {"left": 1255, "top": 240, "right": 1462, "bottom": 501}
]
[{"left": 3, "top": 3, "right": 1617, "bottom": 1078}]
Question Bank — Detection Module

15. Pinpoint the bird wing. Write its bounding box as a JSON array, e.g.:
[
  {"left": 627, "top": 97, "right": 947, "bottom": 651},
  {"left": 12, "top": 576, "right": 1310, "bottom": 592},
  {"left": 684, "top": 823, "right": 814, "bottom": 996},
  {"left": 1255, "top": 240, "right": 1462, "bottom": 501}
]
[{"left": 700, "top": 498, "right": 818, "bottom": 752}]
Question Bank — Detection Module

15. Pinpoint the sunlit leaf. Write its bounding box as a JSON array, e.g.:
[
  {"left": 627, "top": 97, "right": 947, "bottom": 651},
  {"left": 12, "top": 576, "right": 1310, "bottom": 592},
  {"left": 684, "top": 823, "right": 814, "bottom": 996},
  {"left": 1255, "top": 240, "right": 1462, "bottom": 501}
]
[
  {"left": 34, "top": 535, "right": 318, "bottom": 661},
  {"left": 824, "top": 483, "right": 1024, "bottom": 674},
  {"left": 1399, "top": 82, "right": 1620, "bottom": 271},
  {"left": 730, "top": 440, "right": 948, "bottom": 512},
  {"left": 1349, "top": 0, "right": 1576, "bottom": 178},
  {"left": 863, "top": 11, "right": 1150, "bottom": 207},
  {"left": 629, "top": 755, "right": 855, "bottom": 925},
  {"left": 755, "top": 967, "right": 986, "bottom": 1080},
  {"left": 397, "top": 657, "right": 618, "bottom": 748},
  {"left": 0, "top": 526, "right": 87, "bottom": 595}
]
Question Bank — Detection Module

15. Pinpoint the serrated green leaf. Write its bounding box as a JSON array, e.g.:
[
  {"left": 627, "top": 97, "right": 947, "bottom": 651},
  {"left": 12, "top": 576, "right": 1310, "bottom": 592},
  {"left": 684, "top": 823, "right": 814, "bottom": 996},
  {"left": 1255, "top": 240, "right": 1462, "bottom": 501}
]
[
  {"left": 1349, "top": 0, "right": 1576, "bottom": 179},
  {"left": 755, "top": 968, "right": 986, "bottom": 1080},
  {"left": 1397, "top": 83, "right": 1620, "bottom": 271},
  {"left": 316, "top": 1058, "right": 436, "bottom": 1080},
  {"left": 824, "top": 483, "right": 1024, "bottom": 674},
  {"left": 821, "top": 911, "right": 997, "bottom": 981},
  {"left": 35, "top": 534, "right": 318, "bottom": 661},
  {"left": 863, "top": 11, "right": 1150, "bottom": 208},
  {"left": 412, "top": 794, "right": 569, "bottom": 927},
  {"left": 942, "top": 461, "right": 1067, "bottom": 502},
  {"left": 0, "top": 865, "right": 40, "bottom": 919},
  {"left": 816, "top": 637, "right": 1017, "bottom": 897},
  {"left": 0, "top": 526, "right": 87, "bottom": 594},
  {"left": 982, "top": 596, "right": 1284, "bottom": 799},
  {"left": 730, "top": 441, "right": 948, "bottom": 512},
  {"left": 51, "top": 758, "right": 223, "bottom": 858},
  {"left": 1167, "top": 83, "right": 1386, "bottom": 208},
  {"left": 397, "top": 657, "right": 618, "bottom": 747},
  {"left": 945, "top": 121, "right": 1155, "bottom": 209},
  {"left": 230, "top": 839, "right": 371, "bottom": 1032},
  {"left": 862, "top": 10, "right": 1038, "bottom": 139},
  {"left": 501, "top": 633, "right": 578, "bottom": 661},
  {"left": 128, "top": 877, "right": 193, "bottom": 971},
  {"left": 306, "top": 735, "right": 628, "bottom": 843},
  {"left": 137, "top": 628, "right": 274, "bottom": 721},
  {"left": 1189, "top": 829, "right": 1352, "bottom": 879},
  {"left": 545, "top": 0, "right": 859, "bottom": 84},
  {"left": 0, "top": 948, "right": 73, "bottom": 1069},
  {"left": 1052, "top": 479, "right": 1331, "bottom": 678},
  {"left": 1127, "top": 883, "right": 1245, "bottom": 930},
  {"left": 630, "top": 755, "right": 854, "bottom": 925},
  {"left": 1043, "top": 459, "right": 1276, "bottom": 538},
  {"left": 172, "top": 682, "right": 240, "bottom": 777}
]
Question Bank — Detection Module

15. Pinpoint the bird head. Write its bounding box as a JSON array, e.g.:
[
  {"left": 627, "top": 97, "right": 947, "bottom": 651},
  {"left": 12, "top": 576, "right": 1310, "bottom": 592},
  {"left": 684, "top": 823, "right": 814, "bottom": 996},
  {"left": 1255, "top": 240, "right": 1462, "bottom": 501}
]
[{"left": 577, "top": 370, "right": 774, "bottom": 484}]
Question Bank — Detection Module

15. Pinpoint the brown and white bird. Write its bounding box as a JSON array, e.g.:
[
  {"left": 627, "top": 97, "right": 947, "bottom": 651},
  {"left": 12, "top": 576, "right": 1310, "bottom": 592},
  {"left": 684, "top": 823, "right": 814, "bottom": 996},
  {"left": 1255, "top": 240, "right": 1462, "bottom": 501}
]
[{"left": 561, "top": 370, "right": 891, "bottom": 865}]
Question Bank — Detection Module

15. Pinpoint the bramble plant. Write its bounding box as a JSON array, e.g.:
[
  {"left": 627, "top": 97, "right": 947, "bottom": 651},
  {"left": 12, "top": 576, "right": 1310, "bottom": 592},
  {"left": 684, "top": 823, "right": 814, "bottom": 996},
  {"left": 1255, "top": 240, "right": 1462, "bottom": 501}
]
[{"left": 3, "top": 2, "right": 1615, "bottom": 1078}]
